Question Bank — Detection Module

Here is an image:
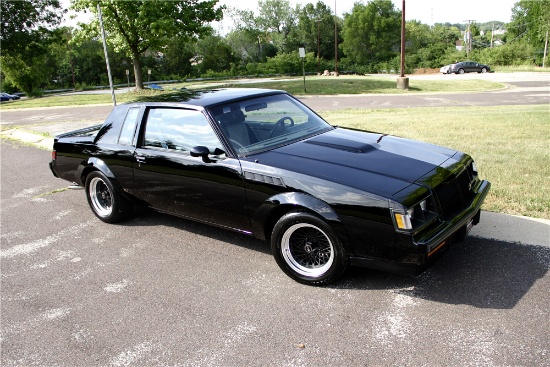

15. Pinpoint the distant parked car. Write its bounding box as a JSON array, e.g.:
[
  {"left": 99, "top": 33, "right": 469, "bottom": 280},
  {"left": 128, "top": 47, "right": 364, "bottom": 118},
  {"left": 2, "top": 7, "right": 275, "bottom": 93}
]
[
  {"left": 0, "top": 92, "right": 20, "bottom": 102},
  {"left": 440, "top": 64, "right": 455, "bottom": 74},
  {"left": 450, "top": 61, "right": 490, "bottom": 74}
]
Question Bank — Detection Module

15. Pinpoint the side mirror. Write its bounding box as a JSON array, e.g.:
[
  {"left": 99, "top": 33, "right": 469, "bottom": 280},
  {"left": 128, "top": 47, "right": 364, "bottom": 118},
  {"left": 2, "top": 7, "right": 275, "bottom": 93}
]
[
  {"left": 190, "top": 146, "right": 210, "bottom": 157},
  {"left": 189, "top": 145, "right": 224, "bottom": 163}
]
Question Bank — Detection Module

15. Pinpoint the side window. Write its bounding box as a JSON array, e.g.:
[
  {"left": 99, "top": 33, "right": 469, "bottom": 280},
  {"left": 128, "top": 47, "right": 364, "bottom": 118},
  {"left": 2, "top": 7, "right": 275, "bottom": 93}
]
[
  {"left": 118, "top": 107, "right": 140, "bottom": 146},
  {"left": 143, "top": 108, "right": 223, "bottom": 153}
]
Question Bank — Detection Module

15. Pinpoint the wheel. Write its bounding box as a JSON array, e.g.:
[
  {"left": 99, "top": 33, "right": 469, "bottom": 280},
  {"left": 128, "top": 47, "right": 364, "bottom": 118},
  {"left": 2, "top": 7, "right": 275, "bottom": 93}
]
[
  {"left": 271, "top": 211, "right": 348, "bottom": 285},
  {"left": 458, "top": 68, "right": 465, "bottom": 74},
  {"left": 85, "top": 171, "right": 131, "bottom": 223},
  {"left": 481, "top": 67, "right": 487, "bottom": 73},
  {"left": 269, "top": 116, "right": 294, "bottom": 137}
]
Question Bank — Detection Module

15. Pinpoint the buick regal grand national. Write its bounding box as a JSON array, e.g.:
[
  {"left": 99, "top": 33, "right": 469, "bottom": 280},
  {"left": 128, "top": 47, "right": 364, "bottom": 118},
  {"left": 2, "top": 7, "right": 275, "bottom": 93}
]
[{"left": 49, "top": 88, "right": 490, "bottom": 285}]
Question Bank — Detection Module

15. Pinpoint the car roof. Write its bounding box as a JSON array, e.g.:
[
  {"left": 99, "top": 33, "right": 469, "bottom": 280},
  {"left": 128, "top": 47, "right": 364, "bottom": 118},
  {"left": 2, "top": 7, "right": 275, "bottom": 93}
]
[{"left": 122, "top": 88, "right": 286, "bottom": 110}]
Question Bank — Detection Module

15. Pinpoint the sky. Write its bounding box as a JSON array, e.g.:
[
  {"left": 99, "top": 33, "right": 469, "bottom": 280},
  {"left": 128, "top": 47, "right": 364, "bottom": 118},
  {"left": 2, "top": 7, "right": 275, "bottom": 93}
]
[
  {"left": 216, "top": 0, "right": 517, "bottom": 30},
  {"left": 62, "top": 0, "right": 518, "bottom": 30}
]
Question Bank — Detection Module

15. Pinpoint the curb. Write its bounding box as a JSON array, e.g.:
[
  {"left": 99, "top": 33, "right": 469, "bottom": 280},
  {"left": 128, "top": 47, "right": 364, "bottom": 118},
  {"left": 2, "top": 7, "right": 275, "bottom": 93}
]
[
  {"left": 0, "top": 128, "right": 54, "bottom": 150},
  {"left": 2, "top": 123, "right": 549, "bottom": 248}
]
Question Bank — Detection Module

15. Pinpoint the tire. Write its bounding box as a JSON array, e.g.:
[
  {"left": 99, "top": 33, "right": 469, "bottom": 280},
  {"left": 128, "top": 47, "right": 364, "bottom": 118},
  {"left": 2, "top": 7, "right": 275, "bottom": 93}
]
[
  {"left": 481, "top": 67, "right": 487, "bottom": 73},
  {"left": 271, "top": 211, "right": 348, "bottom": 285},
  {"left": 85, "top": 171, "right": 131, "bottom": 223},
  {"left": 458, "top": 68, "right": 465, "bottom": 74}
]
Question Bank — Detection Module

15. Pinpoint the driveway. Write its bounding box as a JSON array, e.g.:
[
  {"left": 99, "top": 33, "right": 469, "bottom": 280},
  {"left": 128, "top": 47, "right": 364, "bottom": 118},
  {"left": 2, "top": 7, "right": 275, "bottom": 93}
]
[
  {"left": 1, "top": 140, "right": 549, "bottom": 366},
  {"left": 1, "top": 72, "right": 549, "bottom": 366},
  {"left": 1, "top": 72, "right": 548, "bottom": 127}
]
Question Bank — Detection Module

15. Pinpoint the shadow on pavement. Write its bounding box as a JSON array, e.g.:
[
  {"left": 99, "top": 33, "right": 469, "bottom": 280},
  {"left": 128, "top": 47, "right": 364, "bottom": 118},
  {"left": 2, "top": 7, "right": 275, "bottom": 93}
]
[
  {"left": 339, "top": 237, "right": 549, "bottom": 309},
  {"left": 120, "top": 208, "right": 549, "bottom": 310}
]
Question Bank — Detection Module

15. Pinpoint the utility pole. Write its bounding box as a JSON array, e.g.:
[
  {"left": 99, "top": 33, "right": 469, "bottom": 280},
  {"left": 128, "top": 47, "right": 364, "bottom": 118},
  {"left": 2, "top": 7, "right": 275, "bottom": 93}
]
[
  {"left": 397, "top": 0, "right": 409, "bottom": 90},
  {"left": 544, "top": 30, "right": 549, "bottom": 68},
  {"left": 491, "top": 23, "right": 495, "bottom": 48},
  {"left": 317, "top": 19, "right": 321, "bottom": 75},
  {"left": 400, "top": 0, "right": 405, "bottom": 78},
  {"left": 464, "top": 20, "right": 475, "bottom": 58},
  {"left": 66, "top": 35, "right": 76, "bottom": 89},
  {"left": 334, "top": 0, "right": 338, "bottom": 76},
  {"left": 98, "top": 4, "right": 116, "bottom": 106}
]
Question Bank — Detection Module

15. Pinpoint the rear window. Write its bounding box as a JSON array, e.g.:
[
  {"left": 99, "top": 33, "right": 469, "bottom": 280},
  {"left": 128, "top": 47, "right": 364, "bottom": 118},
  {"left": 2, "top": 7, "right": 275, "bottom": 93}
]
[{"left": 118, "top": 107, "right": 140, "bottom": 146}]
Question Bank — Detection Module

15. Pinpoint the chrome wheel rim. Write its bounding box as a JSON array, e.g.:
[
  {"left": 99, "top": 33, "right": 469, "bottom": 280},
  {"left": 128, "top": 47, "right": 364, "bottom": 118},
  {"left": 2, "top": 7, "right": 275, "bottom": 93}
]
[
  {"left": 281, "top": 223, "right": 334, "bottom": 277},
  {"left": 89, "top": 177, "right": 113, "bottom": 217}
]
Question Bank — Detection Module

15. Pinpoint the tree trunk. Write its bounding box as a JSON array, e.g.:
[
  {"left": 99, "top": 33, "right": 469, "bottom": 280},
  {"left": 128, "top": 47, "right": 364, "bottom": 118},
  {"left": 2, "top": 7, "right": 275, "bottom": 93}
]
[{"left": 131, "top": 45, "right": 144, "bottom": 90}]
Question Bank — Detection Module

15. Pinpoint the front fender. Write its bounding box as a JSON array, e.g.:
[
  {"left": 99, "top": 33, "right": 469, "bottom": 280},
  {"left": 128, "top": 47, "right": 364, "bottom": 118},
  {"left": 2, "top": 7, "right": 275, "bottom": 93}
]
[
  {"left": 75, "top": 157, "right": 115, "bottom": 186},
  {"left": 251, "top": 192, "right": 349, "bottom": 245}
]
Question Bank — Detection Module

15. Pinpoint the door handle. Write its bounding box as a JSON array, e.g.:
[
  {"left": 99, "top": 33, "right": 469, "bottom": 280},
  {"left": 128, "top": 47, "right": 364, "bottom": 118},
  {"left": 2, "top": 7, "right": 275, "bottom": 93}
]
[{"left": 135, "top": 155, "right": 146, "bottom": 164}]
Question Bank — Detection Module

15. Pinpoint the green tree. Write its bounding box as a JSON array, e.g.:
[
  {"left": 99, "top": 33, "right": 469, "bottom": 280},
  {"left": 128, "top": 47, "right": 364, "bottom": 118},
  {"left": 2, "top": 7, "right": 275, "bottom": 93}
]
[
  {"left": 340, "top": 0, "right": 401, "bottom": 66},
  {"left": 225, "top": 8, "right": 267, "bottom": 64},
  {"left": 71, "top": 0, "right": 224, "bottom": 89},
  {"left": 509, "top": 0, "right": 550, "bottom": 63},
  {"left": 256, "top": 0, "right": 298, "bottom": 53},
  {"left": 296, "top": 2, "right": 337, "bottom": 61},
  {"left": 156, "top": 36, "right": 195, "bottom": 79},
  {"left": 195, "top": 31, "right": 235, "bottom": 74},
  {"left": 404, "top": 21, "right": 462, "bottom": 69},
  {"left": 0, "top": 0, "right": 64, "bottom": 95}
]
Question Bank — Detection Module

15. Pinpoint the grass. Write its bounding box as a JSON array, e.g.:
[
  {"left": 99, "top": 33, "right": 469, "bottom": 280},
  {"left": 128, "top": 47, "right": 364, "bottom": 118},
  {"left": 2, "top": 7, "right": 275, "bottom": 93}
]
[
  {"left": 1, "top": 76, "right": 547, "bottom": 219},
  {"left": 494, "top": 65, "right": 550, "bottom": 73},
  {"left": 210, "top": 75, "right": 504, "bottom": 95},
  {"left": 0, "top": 76, "right": 505, "bottom": 110},
  {"left": 321, "top": 105, "right": 550, "bottom": 220},
  {"left": 0, "top": 90, "right": 156, "bottom": 110}
]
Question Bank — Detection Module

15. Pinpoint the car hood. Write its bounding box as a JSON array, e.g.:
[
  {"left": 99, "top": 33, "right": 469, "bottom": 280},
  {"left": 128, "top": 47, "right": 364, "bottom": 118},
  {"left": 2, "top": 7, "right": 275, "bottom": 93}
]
[{"left": 251, "top": 128, "right": 461, "bottom": 198}]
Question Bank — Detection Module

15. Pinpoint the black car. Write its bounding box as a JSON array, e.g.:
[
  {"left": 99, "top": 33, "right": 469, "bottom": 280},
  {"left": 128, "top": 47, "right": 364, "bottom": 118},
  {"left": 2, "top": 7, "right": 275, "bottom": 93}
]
[
  {"left": 0, "top": 92, "right": 20, "bottom": 102},
  {"left": 450, "top": 61, "right": 491, "bottom": 74},
  {"left": 49, "top": 88, "right": 490, "bottom": 285}
]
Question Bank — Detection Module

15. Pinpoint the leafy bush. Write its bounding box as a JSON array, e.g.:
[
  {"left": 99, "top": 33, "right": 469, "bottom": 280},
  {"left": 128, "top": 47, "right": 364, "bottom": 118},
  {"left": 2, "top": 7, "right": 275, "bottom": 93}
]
[
  {"left": 1, "top": 79, "right": 18, "bottom": 94},
  {"left": 473, "top": 41, "right": 537, "bottom": 66}
]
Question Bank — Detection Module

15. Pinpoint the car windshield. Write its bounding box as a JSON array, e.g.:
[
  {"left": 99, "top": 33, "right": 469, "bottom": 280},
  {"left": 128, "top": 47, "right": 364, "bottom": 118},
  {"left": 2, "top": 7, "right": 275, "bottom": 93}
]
[{"left": 208, "top": 93, "right": 333, "bottom": 155}]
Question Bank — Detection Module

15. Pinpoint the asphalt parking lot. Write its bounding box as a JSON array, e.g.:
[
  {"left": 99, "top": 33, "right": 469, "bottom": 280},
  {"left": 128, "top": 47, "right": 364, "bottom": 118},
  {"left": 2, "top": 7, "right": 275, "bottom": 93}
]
[{"left": 1, "top": 73, "right": 549, "bottom": 366}]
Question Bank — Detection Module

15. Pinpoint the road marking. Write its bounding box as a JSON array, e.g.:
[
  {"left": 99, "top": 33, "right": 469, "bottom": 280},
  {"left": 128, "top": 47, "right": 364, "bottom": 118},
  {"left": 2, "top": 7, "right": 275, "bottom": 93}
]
[
  {"left": 104, "top": 279, "right": 129, "bottom": 293},
  {"left": 374, "top": 288, "right": 418, "bottom": 343},
  {"left": 0, "top": 221, "right": 93, "bottom": 258},
  {"left": 110, "top": 341, "right": 159, "bottom": 367},
  {"left": 12, "top": 185, "right": 50, "bottom": 199}
]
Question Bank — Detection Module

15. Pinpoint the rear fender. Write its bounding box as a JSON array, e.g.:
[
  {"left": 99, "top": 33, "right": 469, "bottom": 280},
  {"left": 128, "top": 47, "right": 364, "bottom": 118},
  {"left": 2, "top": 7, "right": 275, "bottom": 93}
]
[{"left": 76, "top": 157, "right": 115, "bottom": 186}]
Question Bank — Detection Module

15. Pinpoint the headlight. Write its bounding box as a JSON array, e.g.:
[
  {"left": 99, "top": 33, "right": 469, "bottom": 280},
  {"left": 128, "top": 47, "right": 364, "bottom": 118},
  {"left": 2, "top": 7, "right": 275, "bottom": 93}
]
[{"left": 391, "top": 196, "right": 437, "bottom": 233}]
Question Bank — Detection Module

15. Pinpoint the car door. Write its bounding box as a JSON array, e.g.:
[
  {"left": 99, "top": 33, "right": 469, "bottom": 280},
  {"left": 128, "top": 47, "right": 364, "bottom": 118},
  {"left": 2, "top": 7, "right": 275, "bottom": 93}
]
[{"left": 132, "top": 107, "right": 250, "bottom": 232}]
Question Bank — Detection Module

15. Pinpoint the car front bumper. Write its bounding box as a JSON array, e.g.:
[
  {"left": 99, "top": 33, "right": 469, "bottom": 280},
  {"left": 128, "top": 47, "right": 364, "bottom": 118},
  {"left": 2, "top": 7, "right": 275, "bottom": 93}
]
[{"left": 350, "top": 179, "right": 491, "bottom": 275}]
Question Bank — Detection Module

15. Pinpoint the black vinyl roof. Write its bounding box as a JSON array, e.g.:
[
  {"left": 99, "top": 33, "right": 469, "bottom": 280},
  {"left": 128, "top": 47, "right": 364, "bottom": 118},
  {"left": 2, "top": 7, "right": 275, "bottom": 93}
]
[{"left": 124, "top": 88, "right": 285, "bottom": 109}]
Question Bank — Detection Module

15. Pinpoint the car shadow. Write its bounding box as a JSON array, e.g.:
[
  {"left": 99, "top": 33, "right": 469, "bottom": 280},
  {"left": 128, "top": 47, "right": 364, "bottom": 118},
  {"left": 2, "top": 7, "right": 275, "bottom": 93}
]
[
  {"left": 336, "top": 237, "right": 549, "bottom": 310},
  {"left": 118, "top": 209, "right": 549, "bottom": 310},
  {"left": 118, "top": 206, "right": 272, "bottom": 255}
]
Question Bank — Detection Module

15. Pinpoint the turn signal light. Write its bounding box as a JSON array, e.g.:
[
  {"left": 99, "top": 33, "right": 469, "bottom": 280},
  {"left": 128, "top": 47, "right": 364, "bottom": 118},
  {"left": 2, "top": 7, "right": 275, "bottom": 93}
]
[{"left": 394, "top": 213, "right": 412, "bottom": 230}]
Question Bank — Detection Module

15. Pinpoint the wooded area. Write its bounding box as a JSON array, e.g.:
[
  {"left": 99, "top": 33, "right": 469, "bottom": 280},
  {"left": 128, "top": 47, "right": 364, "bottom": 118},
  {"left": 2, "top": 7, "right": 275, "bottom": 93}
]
[{"left": 1, "top": 0, "right": 548, "bottom": 96}]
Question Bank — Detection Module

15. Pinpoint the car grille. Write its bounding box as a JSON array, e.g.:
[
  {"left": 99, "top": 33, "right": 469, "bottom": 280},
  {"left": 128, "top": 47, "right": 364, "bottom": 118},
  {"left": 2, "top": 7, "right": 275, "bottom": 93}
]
[{"left": 435, "top": 169, "right": 476, "bottom": 220}]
